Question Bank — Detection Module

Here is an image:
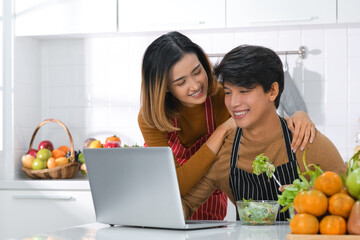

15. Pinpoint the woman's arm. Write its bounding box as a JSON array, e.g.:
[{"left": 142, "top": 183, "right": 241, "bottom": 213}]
[
  {"left": 286, "top": 111, "right": 315, "bottom": 153},
  {"left": 138, "top": 112, "right": 235, "bottom": 196},
  {"left": 205, "top": 117, "right": 236, "bottom": 154}
]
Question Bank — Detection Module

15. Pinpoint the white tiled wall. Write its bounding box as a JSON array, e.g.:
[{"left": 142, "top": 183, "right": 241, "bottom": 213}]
[{"left": 13, "top": 23, "right": 360, "bottom": 178}]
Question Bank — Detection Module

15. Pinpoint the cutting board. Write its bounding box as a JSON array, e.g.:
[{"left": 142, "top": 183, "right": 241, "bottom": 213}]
[{"left": 287, "top": 234, "right": 359, "bottom": 239}]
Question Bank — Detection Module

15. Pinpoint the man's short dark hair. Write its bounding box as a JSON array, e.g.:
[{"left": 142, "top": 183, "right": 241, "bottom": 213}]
[{"left": 214, "top": 45, "right": 284, "bottom": 108}]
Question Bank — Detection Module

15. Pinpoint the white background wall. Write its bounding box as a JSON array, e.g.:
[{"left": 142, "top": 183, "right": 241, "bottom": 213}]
[{"left": 13, "top": 23, "right": 360, "bottom": 178}]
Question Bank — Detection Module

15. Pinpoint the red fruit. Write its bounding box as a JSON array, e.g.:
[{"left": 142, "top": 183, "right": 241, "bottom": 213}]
[
  {"left": 104, "top": 141, "right": 121, "bottom": 148},
  {"left": 27, "top": 148, "right": 38, "bottom": 158},
  {"left": 38, "top": 140, "right": 54, "bottom": 151}
]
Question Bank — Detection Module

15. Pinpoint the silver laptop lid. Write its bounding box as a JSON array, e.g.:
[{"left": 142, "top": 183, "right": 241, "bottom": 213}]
[{"left": 84, "top": 147, "right": 187, "bottom": 229}]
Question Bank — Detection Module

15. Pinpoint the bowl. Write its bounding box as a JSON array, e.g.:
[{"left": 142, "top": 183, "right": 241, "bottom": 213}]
[{"left": 236, "top": 200, "right": 280, "bottom": 225}]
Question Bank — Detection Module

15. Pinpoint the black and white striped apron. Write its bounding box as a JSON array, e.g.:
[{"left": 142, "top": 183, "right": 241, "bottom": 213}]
[{"left": 229, "top": 117, "right": 300, "bottom": 221}]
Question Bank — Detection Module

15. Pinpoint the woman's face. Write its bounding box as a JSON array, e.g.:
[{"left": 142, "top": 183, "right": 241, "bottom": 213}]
[{"left": 167, "top": 53, "right": 208, "bottom": 107}]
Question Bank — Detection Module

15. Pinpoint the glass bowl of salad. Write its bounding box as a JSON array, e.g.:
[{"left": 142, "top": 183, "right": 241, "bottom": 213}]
[{"left": 236, "top": 200, "right": 280, "bottom": 225}]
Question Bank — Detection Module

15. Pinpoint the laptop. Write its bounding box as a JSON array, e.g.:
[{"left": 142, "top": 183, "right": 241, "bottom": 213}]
[{"left": 84, "top": 147, "right": 231, "bottom": 229}]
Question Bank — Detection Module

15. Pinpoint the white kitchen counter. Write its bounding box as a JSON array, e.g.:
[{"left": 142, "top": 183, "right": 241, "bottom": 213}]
[
  {"left": 9, "top": 222, "right": 292, "bottom": 240},
  {"left": 0, "top": 178, "right": 90, "bottom": 190}
]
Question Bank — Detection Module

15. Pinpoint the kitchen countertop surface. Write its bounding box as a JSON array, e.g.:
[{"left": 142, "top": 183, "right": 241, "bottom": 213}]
[{"left": 10, "top": 221, "right": 293, "bottom": 240}]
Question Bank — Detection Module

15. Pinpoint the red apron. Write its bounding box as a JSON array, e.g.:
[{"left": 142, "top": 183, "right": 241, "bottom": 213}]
[{"left": 167, "top": 96, "right": 227, "bottom": 220}]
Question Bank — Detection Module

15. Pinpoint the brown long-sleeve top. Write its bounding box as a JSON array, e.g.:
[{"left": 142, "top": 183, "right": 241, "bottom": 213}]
[
  {"left": 138, "top": 86, "right": 230, "bottom": 196},
  {"left": 182, "top": 127, "right": 347, "bottom": 219}
]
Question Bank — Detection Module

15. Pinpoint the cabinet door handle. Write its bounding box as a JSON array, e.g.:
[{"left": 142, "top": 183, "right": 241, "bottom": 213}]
[
  {"left": 249, "top": 17, "right": 317, "bottom": 24},
  {"left": 12, "top": 195, "right": 74, "bottom": 200}
]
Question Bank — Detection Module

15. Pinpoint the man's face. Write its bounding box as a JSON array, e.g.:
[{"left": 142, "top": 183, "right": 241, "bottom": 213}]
[{"left": 223, "top": 82, "right": 277, "bottom": 129}]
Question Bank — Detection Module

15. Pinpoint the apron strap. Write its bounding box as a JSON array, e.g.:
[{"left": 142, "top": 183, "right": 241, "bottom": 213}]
[
  {"left": 204, "top": 96, "right": 215, "bottom": 133},
  {"left": 230, "top": 128, "right": 242, "bottom": 168}
]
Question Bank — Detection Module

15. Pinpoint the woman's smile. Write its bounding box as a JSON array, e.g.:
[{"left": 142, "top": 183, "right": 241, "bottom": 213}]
[{"left": 190, "top": 87, "right": 204, "bottom": 97}]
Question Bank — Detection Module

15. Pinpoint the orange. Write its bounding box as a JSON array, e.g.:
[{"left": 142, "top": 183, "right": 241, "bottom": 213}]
[
  {"left": 293, "top": 190, "right": 328, "bottom": 217},
  {"left": 47, "top": 157, "right": 57, "bottom": 169},
  {"left": 319, "top": 215, "right": 347, "bottom": 235},
  {"left": 290, "top": 213, "right": 319, "bottom": 234},
  {"left": 328, "top": 192, "right": 355, "bottom": 218},
  {"left": 314, "top": 171, "right": 343, "bottom": 196},
  {"left": 51, "top": 148, "right": 66, "bottom": 159},
  {"left": 293, "top": 190, "right": 304, "bottom": 213},
  {"left": 58, "top": 145, "right": 70, "bottom": 154}
]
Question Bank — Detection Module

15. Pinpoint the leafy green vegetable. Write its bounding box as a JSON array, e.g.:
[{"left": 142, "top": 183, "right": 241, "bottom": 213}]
[
  {"left": 277, "top": 178, "right": 308, "bottom": 214},
  {"left": 300, "top": 149, "right": 323, "bottom": 186},
  {"left": 277, "top": 149, "right": 323, "bottom": 217},
  {"left": 238, "top": 199, "right": 279, "bottom": 225},
  {"left": 253, "top": 153, "right": 275, "bottom": 178},
  {"left": 123, "top": 144, "right": 141, "bottom": 148},
  {"left": 253, "top": 153, "right": 282, "bottom": 188}
]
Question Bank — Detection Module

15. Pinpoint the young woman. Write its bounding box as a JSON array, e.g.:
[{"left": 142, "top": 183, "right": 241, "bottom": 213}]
[{"left": 138, "top": 31, "right": 315, "bottom": 220}]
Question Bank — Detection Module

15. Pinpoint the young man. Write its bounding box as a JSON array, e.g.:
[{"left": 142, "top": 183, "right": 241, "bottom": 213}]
[{"left": 181, "top": 45, "right": 347, "bottom": 221}]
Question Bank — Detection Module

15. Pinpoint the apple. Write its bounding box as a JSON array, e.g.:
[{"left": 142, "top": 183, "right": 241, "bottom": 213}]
[
  {"left": 36, "top": 148, "right": 52, "bottom": 161},
  {"left": 27, "top": 148, "right": 38, "bottom": 158},
  {"left": 32, "top": 159, "right": 47, "bottom": 170},
  {"left": 38, "top": 140, "right": 54, "bottom": 151},
  {"left": 104, "top": 141, "right": 121, "bottom": 148}
]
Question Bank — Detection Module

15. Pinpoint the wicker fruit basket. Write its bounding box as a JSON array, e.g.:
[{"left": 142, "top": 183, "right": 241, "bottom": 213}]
[{"left": 22, "top": 119, "right": 80, "bottom": 179}]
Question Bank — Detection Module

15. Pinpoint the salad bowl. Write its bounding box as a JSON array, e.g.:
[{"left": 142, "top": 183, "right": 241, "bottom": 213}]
[{"left": 236, "top": 200, "right": 280, "bottom": 225}]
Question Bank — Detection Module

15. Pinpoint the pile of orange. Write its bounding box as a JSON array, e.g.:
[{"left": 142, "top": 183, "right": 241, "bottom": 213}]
[
  {"left": 290, "top": 171, "right": 356, "bottom": 235},
  {"left": 49, "top": 145, "right": 71, "bottom": 168},
  {"left": 51, "top": 145, "right": 70, "bottom": 158}
]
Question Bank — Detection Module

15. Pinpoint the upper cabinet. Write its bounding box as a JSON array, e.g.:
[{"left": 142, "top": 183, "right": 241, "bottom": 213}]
[
  {"left": 117, "top": 0, "right": 226, "bottom": 32},
  {"left": 15, "top": 0, "right": 117, "bottom": 36},
  {"left": 226, "top": 0, "right": 337, "bottom": 28},
  {"left": 338, "top": 0, "right": 360, "bottom": 23},
  {"left": 14, "top": 0, "right": 360, "bottom": 37}
]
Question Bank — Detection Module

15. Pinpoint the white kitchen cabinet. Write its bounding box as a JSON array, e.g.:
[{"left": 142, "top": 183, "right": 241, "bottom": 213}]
[
  {"left": 117, "top": 0, "right": 225, "bottom": 32},
  {"left": 15, "top": 0, "right": 117, "bottom": 36},
  {"left": 226, "top": 0, "right": 337, "bottom": 28},
  {"left": 0, "top": 189, "right": 96, "bottom": 239},
  {"left": 338, "top": 0, "right": 360, "bottom": 23}
]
